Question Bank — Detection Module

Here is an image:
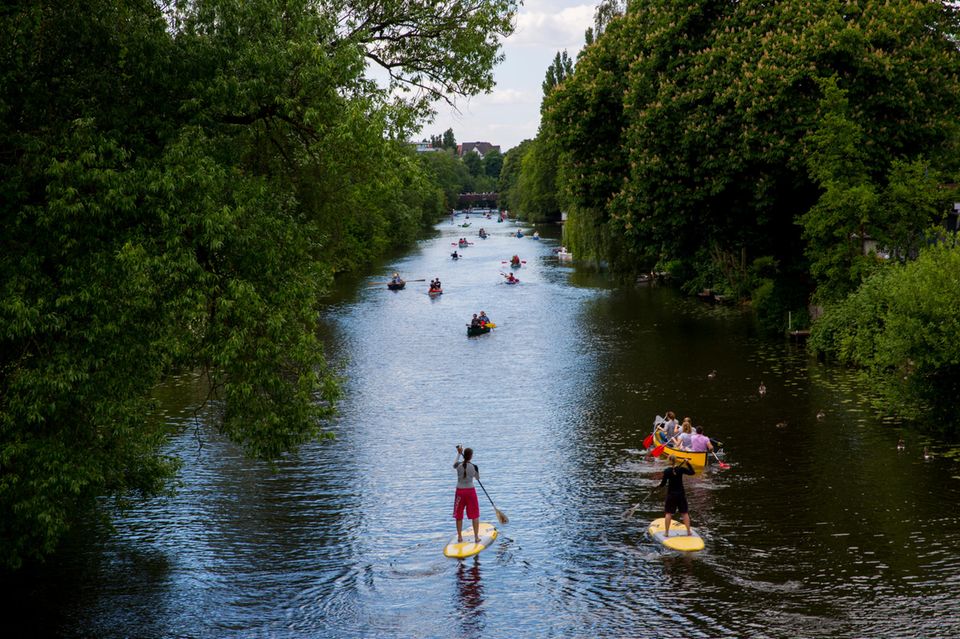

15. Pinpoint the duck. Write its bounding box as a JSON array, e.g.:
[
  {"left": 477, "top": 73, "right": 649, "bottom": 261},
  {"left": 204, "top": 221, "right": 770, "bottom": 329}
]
[
  {"left": 707, "top": 370, "right": 717, "bottom": 380},
  {"left": 924, "top": 447, "right": 932, "bottom": 461},
  {"left": 896, "top": 438, "right": 905, "bottom": 451},
  {"left": 758, "top": 381, "right": 767, "bottom": 397},
  {"left": 775, "top": 420, "right": 788, "bottom": 429},
  {"left": 816, "top": 409, "right": 826, "bottom": 421}
]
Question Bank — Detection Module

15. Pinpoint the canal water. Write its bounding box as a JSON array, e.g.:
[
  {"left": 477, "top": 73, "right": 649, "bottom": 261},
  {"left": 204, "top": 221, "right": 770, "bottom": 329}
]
[{"left": 11, "top": 218, "right": 960, "bottom": 638}]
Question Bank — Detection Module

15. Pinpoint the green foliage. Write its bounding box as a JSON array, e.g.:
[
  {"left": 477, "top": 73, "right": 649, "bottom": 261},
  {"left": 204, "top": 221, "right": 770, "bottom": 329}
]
[
  {"left": 542, "top": 50, "right": 574, "bottom": 96},
  {"left": 418, "top": 149, "right": 471, "bottom": 210},
  {"left": 517, "top": 137, "right": 564, "bottom": 222},
  {"left": 442, "top": 128, "right": 457, "bottom": 150},
  {"left": 809, "top": 241, "right": 960, "bottom": 429},
  {"left": 462, "top": 151, "right": 484, "bottom": 177},
  {"left": 482, "top": 148, "right": 503, "bottom": 179},
  {"left": 544, "top": 0, "right": 960, "bottom": 284},
  {"left": 0, "top": 0, "right": 515, "bottom": 569},
  {"left": 497, "top": 139, "right": 533, "bottom": 210}
]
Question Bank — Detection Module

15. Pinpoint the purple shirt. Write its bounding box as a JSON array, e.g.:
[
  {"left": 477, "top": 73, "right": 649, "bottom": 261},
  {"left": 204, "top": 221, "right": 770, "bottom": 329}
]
[{"left": 690, "top": 433, "right": 711, "bottom": 452}]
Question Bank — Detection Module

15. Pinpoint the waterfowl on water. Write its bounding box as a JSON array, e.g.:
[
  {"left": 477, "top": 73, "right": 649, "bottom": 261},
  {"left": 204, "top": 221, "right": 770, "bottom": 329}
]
[
  {"left": 775, "top": 420, "right": 788, "bottom": 429},
  {"left": 707, "top": 370, "right": 717, "bottom": 380},
  {"left": 816, "top": 410, "right": 826, "bottom": 421},
  {"left": 897, "top": 438, "right": 905, "bottom": 451},
  {"left": 924, "top": 447, "right": 932, "bottom": 461},
  {"left": 758, "top": 382, "right": 767, "bottom": 396}
]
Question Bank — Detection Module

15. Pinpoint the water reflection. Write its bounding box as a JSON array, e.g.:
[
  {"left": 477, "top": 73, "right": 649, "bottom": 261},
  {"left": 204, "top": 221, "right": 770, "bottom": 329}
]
[{"left": 454, "top": 559, "right": 485, "bottom": 637}]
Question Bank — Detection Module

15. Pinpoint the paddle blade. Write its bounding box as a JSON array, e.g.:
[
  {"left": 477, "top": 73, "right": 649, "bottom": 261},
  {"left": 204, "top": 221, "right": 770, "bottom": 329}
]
[
  {"left": 486, "top": 323, "right": 497, "bottom": 328},
  {"left": 495, "top": 509, "right": 509, "bottom": 524},
  {"left": 643, "top": 434, "right": 653, "bottom": 449},
  {"left": 650, "top": 444, "right": 666, "bottom": 458},
  {"left": 621, "top": 502, "right": 640, "bottom": 520}
]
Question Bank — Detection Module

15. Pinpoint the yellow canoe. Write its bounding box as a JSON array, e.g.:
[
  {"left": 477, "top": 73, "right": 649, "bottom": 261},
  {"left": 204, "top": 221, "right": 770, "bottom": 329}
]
[{"left": 653, "top": 431, "right": 707, "bottom": 468}]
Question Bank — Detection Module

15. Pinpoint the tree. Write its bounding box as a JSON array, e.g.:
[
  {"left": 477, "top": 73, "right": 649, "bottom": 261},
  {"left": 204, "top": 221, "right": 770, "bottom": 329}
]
[
  {"left": 419, "top": 149, "right": 472, "bottom": 209},
  {"left": 497, "top": 139, "right": 533, "bottom": 210},
  {"left": 0, "top": 0, "right": 517, "bottom": 570},
  {"left": 442, "top": 127, "right": 457, "bottom": 151},
  {"left": 800, "top": 77, "right": 881, "bottom": 303},
  {"left": 809, "top": 241, "right": 960, "bottom": 430},
  {"left": 462, "top": 150, "right": 484, "bottom": 177},
  {"left": 483, "top": 148, "right": 503, "bottom": 179},
  {"left": 542, "top": 50, "right": 574, "bottom": 96},
  {"left": 547, "top": 0, "right": 960, "bottom": 282}
]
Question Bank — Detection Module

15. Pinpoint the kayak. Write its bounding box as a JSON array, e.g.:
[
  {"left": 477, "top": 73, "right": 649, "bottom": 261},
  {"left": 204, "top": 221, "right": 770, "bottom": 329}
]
[
  {"left": 428, "top": 288, "right": 443, "bottom": 296},
  {"left": 510, "top": 262, "right": 521, "bottom": 269},
  {"left": 387, "top": 281, "right": 405, "bottom": 290},
  {"left": 467, "top": 325, "right": 492, "bottom": 337},
  {"left": 504, "top": 279, "right": 519, "bottom": 285}
]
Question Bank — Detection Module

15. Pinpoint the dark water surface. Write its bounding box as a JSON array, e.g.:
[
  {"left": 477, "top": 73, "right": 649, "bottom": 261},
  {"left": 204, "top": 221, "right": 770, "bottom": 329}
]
[{"left": 12, "top": 219, "right": 960, "bottom": 638}]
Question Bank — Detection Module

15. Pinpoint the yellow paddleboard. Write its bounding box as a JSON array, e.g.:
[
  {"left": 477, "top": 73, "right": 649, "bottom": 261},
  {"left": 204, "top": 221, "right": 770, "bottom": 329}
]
[
  {"left": 648, "top": 518, "right": 705, "bottom": 552},
  {"left": 443, "top": 522, "right": 498, "bottom": 558}
]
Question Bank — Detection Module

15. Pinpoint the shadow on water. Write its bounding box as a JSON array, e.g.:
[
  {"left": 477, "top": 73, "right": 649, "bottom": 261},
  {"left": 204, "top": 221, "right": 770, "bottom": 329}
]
[{"left": 6, "top": 218, "right": 960, "bottom": 638}]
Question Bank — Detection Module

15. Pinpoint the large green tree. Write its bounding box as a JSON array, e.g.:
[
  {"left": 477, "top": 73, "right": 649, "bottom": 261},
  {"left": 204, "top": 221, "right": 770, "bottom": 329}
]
[
  {"left": 546, "top": 0, "right": 960, "bottom": 290},
  {"left": 809, "top": 240, "right": 960, "bottom": 429},
  {"left": 0, "top": 0, "right": 516, "bottom": 569}
]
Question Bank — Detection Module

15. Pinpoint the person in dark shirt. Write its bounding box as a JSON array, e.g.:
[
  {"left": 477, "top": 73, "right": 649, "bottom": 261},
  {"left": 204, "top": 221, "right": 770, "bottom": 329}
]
[{"left": 658, "top": 455, "right": 695, "bottom": 537}]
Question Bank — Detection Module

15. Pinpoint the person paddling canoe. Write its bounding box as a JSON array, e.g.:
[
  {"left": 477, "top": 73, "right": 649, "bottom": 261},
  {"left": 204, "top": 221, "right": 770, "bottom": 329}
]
[{"left": 659, "top": 455, "right": 694, "bottom": 537}]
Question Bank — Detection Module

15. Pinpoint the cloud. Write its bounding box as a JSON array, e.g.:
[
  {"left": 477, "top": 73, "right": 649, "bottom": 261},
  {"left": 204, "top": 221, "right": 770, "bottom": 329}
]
[
  {"left": 509, "top": 2, "right": 594, "bottom": 50},
  {"left": 472, "top": 88, "right": 535, "bottom": 106}
]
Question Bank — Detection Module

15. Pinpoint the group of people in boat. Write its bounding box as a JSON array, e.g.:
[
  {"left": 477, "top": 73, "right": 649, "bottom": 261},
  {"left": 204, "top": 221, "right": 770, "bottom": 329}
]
[
  {"left": 469, "top": 311, "right": 492, "bottom": 328},
  {"left": 478, "top": 228, "right": 488, "bottom": 239},
  {"left": 429, "top": 278, "right": 442, "bottom": 292},
  {"left": 654, "top": 411, "right": 714, "bottom": 453},
  {"left": 390, "top": 272, "right": 404, "bottom": 286}
]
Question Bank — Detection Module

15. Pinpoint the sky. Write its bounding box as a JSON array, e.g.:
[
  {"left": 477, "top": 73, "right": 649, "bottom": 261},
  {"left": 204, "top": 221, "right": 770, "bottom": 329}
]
[{"left": 423, "top": 0, "right": 597, "bottom": 153}]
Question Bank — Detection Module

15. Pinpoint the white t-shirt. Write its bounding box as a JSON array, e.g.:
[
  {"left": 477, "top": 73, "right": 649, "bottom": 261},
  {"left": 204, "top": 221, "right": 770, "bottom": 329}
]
[{"left": 454, "top": 461, "right": 479, "bottom": 489}]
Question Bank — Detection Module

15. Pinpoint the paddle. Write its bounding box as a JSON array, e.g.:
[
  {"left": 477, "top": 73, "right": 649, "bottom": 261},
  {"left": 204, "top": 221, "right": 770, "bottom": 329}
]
[
  {"left": 643, "top": 433, "right": 654, "bottom": 448},
  {"left": 621, "top": 485, "right": 660, "bottom": 520},
  {"left": 649, "top": 443, "right": 666, "bottom": 458},
  {"left": 711, "top": 450, "right": 730, "bottom": 470},
  {"left": 501, "top": 260, "right": 527, "bottom": 264},
  {"left": 475, "top": 478, "right": 508, "bottom": 524}
]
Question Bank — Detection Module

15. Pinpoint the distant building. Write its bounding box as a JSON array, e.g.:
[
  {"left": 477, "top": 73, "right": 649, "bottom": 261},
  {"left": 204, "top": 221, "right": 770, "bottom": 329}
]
[
  {"left": 458, "top": 142, "right": 501, "bottom": 157},
  {"left": 411, "top": 140, "right": 441, "bottom": 153}
]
